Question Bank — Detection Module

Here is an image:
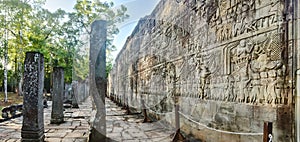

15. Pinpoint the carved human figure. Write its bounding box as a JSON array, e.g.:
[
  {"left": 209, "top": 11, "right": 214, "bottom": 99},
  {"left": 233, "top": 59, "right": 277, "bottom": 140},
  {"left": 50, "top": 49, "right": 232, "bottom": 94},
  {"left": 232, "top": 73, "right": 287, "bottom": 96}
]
[
  {"left": 224, "top": 75, "right": 235, "bottom": 102},
  {"left": 199, "top": 64, "right": 210, "bottom": 99},
  {"left": 233, "top": 75, "right": 240, "bottom": 102},
  {"left": 276, "top": 65, "right": 286, "bottom": 103},
  {"left": 219, "top": 0, "right": 228, "bottom": 17},
  {"left": 252, "top": 53, "right": 282, "bottom": 72},
  {"left": 266, "top": 73, "right": 284, "bottom": 105},
  {"left": 248, "top": 74, "right": 260, "bottom": 104},
  {"left": 210, "top": 85, "right": 216, "bottom": 100},
  {"left": 195, "top": 0, "right": 207, "bottom": 17},
  {"left": 220, "top": 76, "right": 227, "bottom": 101},
  {"left": 238, "top": 77, "right": 251, "bottom": 103},
  {"left": 250, "top": 51, "right": 284, "bottom": 104},
  {"left": 236, "top": 62, "right": 251, "bottom": 103},
  {"left": 260, "top": 74, "right": 268, "bottom": 103},
  {"left": 248, "top": 56, "right": 261, "bottom": 104},
  {"left": 276, "top": 76, "right": 284, "bottom": 104},
  {"left": 266, "top": 77, "right": 277, "bottom": 105},
  {"left": 237, "top": 40, "right": 253, "bottom": 57},
  {"left": 161, "top": 34, "right": 171, "bottom": 49},
  {"left": 227, "top": 81, "right": 234, "bottom": 101},
  {"left": 251, "top": 45, "right": 262, "bottom": 59},
  {"left": 217, "top": 28, "right": 223, "bottom": 41},
  {"left": 204, "top": 83, "right": 210, "bottom": 100}
]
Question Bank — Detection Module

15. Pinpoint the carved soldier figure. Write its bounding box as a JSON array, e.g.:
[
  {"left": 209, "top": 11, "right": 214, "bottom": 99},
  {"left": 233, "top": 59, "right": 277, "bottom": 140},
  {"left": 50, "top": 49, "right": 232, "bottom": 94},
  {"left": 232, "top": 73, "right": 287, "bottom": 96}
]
[
  {"left": 266, "top": 69, "right": 284, "bottom": 105},
  {"left": 238, "top": 75, "right": 251, "bottom": 103},
  {"left": 249, "top": 50, "right": 262, "bottom": 104},
  {"left": 275, "top": 74, "right": 284, "bottom": 104},
  {"left": 248, "top": 71, "right": 260, "bottom": 104},
  {"left": 225, "top": 75, "right": 234, "bottom": 102},
  {"left": 199, "top": 64, "right": 210, "bottom": 99}
]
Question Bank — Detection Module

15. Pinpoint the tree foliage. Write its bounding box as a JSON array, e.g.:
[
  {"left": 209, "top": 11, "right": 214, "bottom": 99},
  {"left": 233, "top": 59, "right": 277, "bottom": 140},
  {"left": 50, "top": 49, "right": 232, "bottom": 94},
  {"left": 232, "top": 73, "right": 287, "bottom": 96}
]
[
  {"left": 0, "top": 0, "right": 128, "bottom": 93},
  {"left": 71, "top": 0, "right": 129, "bottom": 80}
]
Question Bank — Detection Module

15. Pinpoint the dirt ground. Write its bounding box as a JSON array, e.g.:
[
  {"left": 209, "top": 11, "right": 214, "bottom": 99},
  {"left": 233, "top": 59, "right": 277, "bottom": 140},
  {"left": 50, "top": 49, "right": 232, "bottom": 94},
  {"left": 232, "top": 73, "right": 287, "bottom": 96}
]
[{"left": 0, "top": 92, "right": 23, "bottom": 119}]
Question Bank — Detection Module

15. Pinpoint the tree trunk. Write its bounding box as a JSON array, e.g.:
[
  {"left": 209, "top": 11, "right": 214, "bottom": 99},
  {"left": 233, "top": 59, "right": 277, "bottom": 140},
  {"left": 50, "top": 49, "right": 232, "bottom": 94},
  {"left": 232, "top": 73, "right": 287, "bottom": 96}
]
[
  {"left": 4, "top": 29, "right": 8, "bottom": 102},
  {"left": 18, "top": 74, "right": 23, "bottom": 96},
  {"left": 17, "top": 62, "right": 23, "bottom": 96},
  {"left": 4, "top": 6, "right": 8, "bottom": 102}
]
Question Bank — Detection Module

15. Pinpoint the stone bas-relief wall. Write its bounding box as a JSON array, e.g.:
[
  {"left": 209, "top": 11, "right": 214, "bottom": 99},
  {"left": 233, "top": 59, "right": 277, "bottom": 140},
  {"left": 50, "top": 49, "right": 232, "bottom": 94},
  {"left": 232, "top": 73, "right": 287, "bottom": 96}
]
[{"left": 109, "top": 0, "right": 293, "bottom": 141}]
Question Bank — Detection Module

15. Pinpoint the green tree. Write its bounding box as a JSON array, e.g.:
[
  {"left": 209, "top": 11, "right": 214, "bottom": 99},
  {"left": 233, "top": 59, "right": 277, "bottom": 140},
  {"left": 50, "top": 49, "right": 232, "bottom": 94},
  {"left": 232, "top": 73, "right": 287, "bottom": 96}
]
[
  {"left": 0, "top": 0, "right": 68, "bottom": 96},
  {"left": 0, "top": 0, "right": 128, "bottom": 102},
  {"left": 0, "top": 0, "right": 34, "bottom": 100},
  {"left": 71, "top": 0, "right": 129, "bottom": 80}
]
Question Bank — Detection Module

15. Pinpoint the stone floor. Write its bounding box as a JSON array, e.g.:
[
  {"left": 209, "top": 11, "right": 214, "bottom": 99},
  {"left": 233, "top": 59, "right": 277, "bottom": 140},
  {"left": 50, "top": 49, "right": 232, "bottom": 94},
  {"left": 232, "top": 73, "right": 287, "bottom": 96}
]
[
  {"left": 0, "top": 96, "right": 93, "bottom": 142},
  {"left": 0, "top": 96, "right": 175, "bottom": 142},
  {"left": 106, "top": 99, "right": 174, "bottom": 142}
]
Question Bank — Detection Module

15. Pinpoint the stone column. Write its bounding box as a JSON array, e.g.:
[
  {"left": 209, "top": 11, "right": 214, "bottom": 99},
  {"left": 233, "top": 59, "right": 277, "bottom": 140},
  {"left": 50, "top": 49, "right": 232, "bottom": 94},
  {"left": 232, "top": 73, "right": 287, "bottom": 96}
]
[
  {"left": 72, "top": 82, "right": 79, "bottom": 108},
  {"left": 21, "top": 52, "right": 44, "bottom": 142},
  {"left": 296, "top": 70, "right": 300, "bottom": 142},
  {"left": 50, "top": 67, "right": 64, "bottom": 124},
  {"left": 89, "top": 20, "right": 107, "bottom": 141},
  {"left": 294, "top": 0, "right": 300, "bottom": 141}
]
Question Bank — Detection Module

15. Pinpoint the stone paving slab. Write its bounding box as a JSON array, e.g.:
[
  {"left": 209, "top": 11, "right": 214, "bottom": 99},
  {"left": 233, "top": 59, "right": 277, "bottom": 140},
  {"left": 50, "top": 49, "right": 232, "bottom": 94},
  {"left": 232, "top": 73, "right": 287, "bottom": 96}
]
[
  {"left": 43, "top": 97, "right": 93, "bottom": 142},
  {"left": 0, "top": 96, "right": 176, "bottom": 142},
  {"left": 0, "top": 97, "right": 93, "bottom": 142},
  {"left": 105, "top": 99, "right": 174, "bottom": 142}
]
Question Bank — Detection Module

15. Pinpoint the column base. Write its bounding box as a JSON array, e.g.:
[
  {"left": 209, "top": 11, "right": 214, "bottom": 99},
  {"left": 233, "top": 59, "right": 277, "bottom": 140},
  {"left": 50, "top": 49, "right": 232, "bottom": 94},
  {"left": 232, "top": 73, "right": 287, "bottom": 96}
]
[
  {"left": 50, "top": 118, "right": 64, "bottom": 124},
  {"left": 89, "top": 127, "right": 107, "bottom": 142},
  {"left": 21, "top": 129, "right": 44, "bottom": 142}
]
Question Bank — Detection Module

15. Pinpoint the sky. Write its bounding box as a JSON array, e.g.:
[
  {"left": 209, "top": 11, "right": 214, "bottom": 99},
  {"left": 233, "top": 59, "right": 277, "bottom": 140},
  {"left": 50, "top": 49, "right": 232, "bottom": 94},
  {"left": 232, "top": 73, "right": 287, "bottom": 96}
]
[{"left": 44, "top": 0, "right": 160, "bottom": 61}]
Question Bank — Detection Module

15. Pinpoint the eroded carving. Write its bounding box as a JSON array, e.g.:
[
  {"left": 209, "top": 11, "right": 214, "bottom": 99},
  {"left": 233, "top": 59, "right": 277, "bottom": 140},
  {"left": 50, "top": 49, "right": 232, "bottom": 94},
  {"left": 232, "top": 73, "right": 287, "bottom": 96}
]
[{"left": 109, "top": 0, "right": 288, "bottom": 114}]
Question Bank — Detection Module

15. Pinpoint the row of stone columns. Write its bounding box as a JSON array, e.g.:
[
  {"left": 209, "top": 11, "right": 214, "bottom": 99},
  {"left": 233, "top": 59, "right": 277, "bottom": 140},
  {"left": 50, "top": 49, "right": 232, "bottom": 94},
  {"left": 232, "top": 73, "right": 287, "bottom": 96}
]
[
  {"left": 21, "top": 52, "right": 65, "bottom": 142},
  {"left": 21, "top": 20, "right": 107, "bottom": 142}
]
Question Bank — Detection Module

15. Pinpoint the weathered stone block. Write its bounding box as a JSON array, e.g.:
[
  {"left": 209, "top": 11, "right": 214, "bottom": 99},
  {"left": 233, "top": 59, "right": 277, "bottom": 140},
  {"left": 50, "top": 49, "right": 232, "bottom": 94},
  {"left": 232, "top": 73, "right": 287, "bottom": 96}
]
[
  {"left": 253, "top": 106, "right": 276, "bottom": 122},
  {"left": 240, "top": 135, "right": 262, "bottom": 142},
  {"left": 235, "top": 117, "right": 251, "bottom": 132},
  {"left": 250, "top": 120, "right": 263, "bottom": 132},
  {"left": 220, "top": 133, "right": 240, "bottom": 142}
]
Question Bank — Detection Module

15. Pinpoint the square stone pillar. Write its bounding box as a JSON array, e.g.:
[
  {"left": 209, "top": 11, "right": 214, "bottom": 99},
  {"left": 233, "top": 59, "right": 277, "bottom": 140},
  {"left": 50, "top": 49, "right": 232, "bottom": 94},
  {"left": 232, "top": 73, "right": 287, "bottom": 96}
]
[
  {"left": 89, "top": 20, "right": 107, "bottom": 141},
  {"left": 71, "top": 82, "right": 79, "bottom": 108},
  {"left": 21, "top": 52, "right": 44, "bottom": 142},
  {"left": 51, "top": 67, "right": 64, "bottom": 124}
]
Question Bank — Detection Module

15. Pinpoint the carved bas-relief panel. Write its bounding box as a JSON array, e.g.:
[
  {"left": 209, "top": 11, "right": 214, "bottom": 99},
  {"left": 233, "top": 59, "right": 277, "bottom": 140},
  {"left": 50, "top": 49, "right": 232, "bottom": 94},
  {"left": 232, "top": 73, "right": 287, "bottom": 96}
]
[
  {"left": 108, "top": 0, "right": 293, "bottom": 141},
  {"left": 222, "top": 32, "right": 287, "bottom": 105}
]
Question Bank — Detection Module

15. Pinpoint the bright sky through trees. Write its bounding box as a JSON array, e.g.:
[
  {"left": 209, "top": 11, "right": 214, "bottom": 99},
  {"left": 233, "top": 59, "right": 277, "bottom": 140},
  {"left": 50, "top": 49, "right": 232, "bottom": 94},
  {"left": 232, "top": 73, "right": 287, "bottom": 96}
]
[{"left": 44, "top": 0, "right": 159, "bottom": 61}]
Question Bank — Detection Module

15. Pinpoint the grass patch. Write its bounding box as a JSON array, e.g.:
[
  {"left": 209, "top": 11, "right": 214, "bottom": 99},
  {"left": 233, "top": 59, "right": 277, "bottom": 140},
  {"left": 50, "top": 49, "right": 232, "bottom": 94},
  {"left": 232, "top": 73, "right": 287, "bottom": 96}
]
[{"left": 0, "top": 92, "right": 23, "bottom": 119}]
